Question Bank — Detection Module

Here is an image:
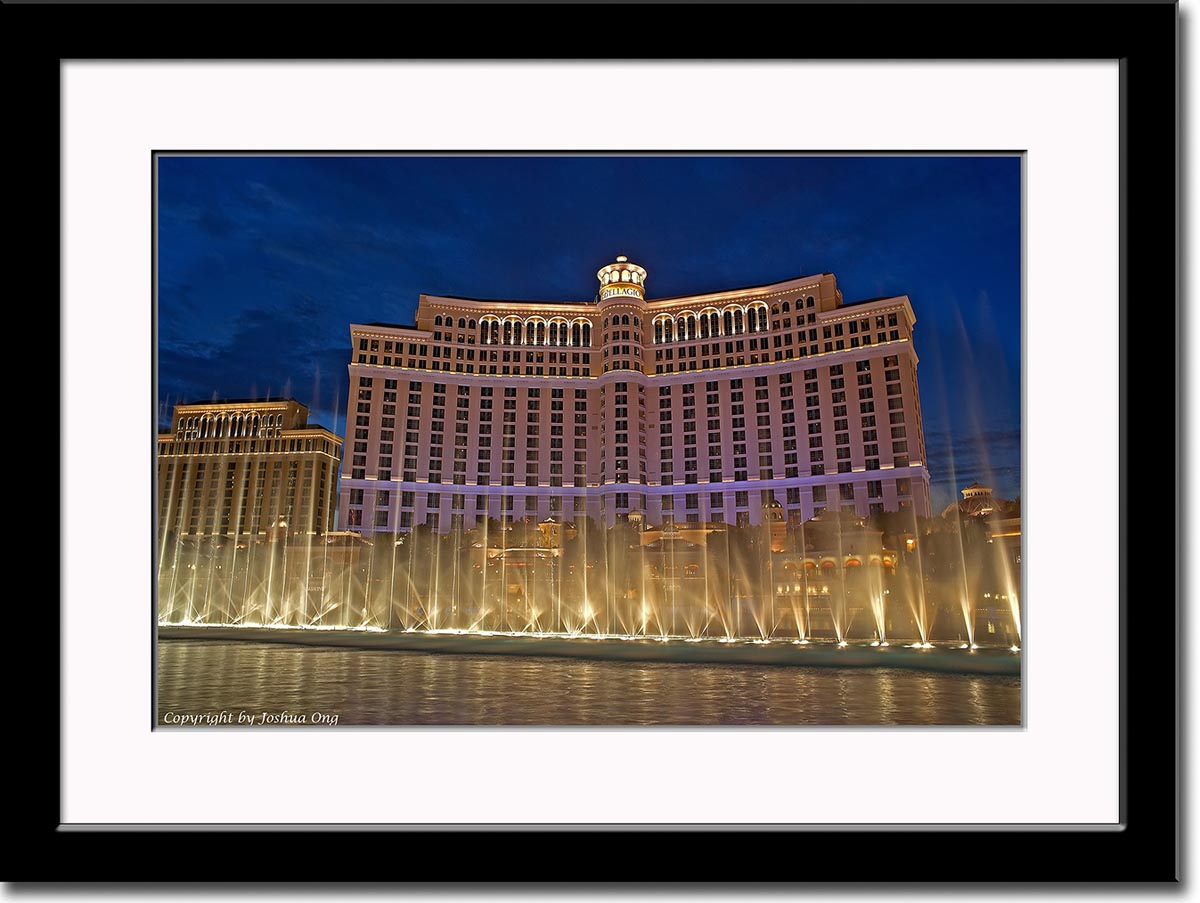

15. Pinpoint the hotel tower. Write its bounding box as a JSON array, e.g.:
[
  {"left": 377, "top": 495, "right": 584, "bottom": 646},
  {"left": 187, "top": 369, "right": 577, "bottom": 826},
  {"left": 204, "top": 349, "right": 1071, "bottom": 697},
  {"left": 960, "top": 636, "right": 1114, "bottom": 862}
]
[
  {"left": 338, "top": 257, "right": 932, "bottom": 534},
  {"left": 157, "top": 399, "right": 342, "bottom": 539}
]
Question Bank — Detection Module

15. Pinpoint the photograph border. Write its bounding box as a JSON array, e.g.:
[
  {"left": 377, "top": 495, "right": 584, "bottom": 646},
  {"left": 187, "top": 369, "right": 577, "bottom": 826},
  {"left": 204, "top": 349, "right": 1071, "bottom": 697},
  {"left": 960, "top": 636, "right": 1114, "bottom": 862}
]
[
  {"left": 29, "top": 0, "right": 1178, "bottom": 883},
  {"left": 150, "top": 146, "right": 1029, "bottom": 732}
]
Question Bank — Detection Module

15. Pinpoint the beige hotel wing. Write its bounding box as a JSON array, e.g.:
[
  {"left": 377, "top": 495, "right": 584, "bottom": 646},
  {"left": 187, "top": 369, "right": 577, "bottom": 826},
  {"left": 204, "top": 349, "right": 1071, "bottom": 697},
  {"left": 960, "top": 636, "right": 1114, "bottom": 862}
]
[{"left": 338, "top": 256, "right": 932, "bottom": 534}]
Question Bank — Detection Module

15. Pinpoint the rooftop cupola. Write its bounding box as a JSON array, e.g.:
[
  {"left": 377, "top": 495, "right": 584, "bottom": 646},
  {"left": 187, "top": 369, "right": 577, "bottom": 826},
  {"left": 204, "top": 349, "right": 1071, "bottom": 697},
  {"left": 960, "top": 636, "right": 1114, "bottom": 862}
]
[{"left": 597, "top": 255, "right": 648, "bottom": 301}]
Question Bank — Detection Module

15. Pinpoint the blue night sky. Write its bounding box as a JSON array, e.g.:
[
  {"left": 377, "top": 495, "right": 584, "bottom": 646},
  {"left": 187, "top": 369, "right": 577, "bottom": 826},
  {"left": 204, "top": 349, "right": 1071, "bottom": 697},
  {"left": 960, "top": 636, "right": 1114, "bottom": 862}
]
[{"left": 157, "top": 155, "right": 1021, "bottom": 513}]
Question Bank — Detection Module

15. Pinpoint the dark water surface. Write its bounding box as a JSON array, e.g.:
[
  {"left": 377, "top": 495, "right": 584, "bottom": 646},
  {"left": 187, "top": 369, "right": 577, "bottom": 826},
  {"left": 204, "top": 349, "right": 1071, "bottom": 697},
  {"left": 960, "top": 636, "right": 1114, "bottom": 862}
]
[{"left": 157, "top": 640, "right": 1021, "bottom": 726}]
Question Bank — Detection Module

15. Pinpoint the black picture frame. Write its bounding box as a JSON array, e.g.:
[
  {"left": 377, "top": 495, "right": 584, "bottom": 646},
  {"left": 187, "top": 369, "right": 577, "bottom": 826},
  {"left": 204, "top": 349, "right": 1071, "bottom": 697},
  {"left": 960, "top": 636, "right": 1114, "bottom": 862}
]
[{"left": 22, "top": 0, "right": 1177, "bottom": 885}]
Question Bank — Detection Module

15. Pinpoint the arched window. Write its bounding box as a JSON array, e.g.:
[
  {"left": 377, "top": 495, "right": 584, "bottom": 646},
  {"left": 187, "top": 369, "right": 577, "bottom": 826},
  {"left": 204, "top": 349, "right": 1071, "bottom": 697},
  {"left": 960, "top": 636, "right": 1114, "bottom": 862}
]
[
  {"left": 458, "top": 317, "right": 466, "bottom": 329},
  {"left": 782, "top": 301, "right": 790, "bottom": 313},
  {"left": 772, "top": 304, "right": 780, "bottom": 315},
  {"left": 699, "top": 316, "right": 709, "bottom": 338},
  {"left": 633, "top": 316, "right": 640, "bottom": 327},
  {"left": 664, "top": 320, "right": 674, "bottom": 343},
  {"left": 734, "top": 309, "right": 744, "bottom": 334},
  {"left": 757, "top": 306, "right": 767, "bottom": 332},
  {"left": 435, "top": 315, "right": 443, "bottom": 326},
  {"left": 603, "top": 317, "right": 609, "bottom": 328},
  {"left": 572, "top": 323, "right": 581, "bottom": 346},
  {"left": 621, "top": 314, "right": 630, "bottom": 326},
  {"left": 709, "top": 312, "right": 720, "bottom": 336},
  {"left": 806, "top": 295, "right": 815, "bottom": 308},
  {"left": 468, "top": 319, "right": 476, "bottom": 330},
  {"left": 654, "top": 321, "right": 663, "bottom": 344},
  {"left": 582, "top": 323, "right": 591, "bottom": 345},
  {"left": 621, "top": 270, "right": 630, "bottom": 282},
  {"left": 724, "top": 310, "right": 733, "bottom": 335},
  {"left": 549, "top": 322, "right": 558, "bottom": 346},
  {"left": 536, "top": 322, "right": 545, "bottom": 345},
  {"left": 491, "top": 321, "right": 500, "bottom": 344},
  {"left": 526, "top": 321, "right": 536, "bottom": 344}
]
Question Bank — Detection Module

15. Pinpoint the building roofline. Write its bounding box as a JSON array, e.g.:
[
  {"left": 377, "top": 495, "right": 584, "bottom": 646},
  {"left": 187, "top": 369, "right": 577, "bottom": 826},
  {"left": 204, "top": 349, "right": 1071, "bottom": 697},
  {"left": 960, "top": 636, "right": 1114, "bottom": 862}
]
[
  {"left": 170, "top": 398, "right": 306, "bottom": 409},
  {"left": 423, "top": 295, "right": 594, "bottom": 308},
  {"left": 414, "top": 272, "right": 841, "bottom": 311},
  {"left": 647, "top": 272, "right": 835, "bottom": 305}
]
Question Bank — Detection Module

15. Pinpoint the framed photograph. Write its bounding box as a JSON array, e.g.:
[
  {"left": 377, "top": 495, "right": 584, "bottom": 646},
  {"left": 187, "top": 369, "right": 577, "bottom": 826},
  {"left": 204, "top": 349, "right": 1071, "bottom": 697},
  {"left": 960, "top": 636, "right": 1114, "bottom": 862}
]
[{"left": 33, "top": 0, "right": 1178, "bottom": 884}]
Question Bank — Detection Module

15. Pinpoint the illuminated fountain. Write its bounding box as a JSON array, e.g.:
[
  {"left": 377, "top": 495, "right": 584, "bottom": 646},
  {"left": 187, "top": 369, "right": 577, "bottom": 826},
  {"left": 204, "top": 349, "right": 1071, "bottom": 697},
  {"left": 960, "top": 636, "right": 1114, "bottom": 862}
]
[{"left": 158, "top": 497, "right": 1021, "bottom": 673}]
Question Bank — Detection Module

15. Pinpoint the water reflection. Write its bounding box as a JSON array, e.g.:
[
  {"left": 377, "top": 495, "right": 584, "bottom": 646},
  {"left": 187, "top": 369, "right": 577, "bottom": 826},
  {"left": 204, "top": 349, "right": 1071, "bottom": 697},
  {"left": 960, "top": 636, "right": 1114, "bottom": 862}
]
[{"left": 158, "top": 641, "right": 1020, "bottom": 726}]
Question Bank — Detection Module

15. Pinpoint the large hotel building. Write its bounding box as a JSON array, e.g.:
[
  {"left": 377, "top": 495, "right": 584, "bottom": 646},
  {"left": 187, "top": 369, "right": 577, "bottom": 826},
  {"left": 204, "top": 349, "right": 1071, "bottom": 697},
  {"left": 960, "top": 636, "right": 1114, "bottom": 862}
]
[
  {"left": 157, "top": 399, "right": 343, "bottom": 539},
  {"left": 338, "top": 257, "right": 932, "bottom": 534}
]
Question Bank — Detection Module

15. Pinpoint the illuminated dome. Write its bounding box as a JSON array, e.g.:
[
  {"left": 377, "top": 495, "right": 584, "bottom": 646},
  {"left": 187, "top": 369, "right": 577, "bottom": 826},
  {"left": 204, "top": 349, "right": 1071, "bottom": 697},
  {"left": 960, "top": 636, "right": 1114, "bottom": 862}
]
[
  {"left": 942, "top": 483, "right": 1011, "bottom": 519},
  {"left": 762, "top": 498, "right": 785, "bottom": 520},
  {"left": 597, "top": 255, "right": 648, "bottom": 300}
]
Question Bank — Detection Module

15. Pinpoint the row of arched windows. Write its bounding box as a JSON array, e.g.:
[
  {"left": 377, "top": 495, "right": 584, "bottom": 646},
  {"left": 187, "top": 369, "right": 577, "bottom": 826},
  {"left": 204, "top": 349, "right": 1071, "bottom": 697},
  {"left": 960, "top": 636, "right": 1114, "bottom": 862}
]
[
  {"left": 433, "top": 315, "right": 477, "bottom": 330},
  {"left": 431, "top": 295, "right": 816, "bottom": 346},
  {"left": 771, "top": 297, "right": 814, "bottom": 315},
  {"left": 652, "top": 302, "right": 769, "bottom": 344},
  {"left": 603, "top": 314, "right": 641, "bottom": 328},
  {"left": 478, "top": 316, "right": 593, "bottom": 347},
  {"left": 177, "top": 412, "right": 284, "bottom": 440},
  {"left": 600, "top": 269, "right": 642, "bottom": 285}
]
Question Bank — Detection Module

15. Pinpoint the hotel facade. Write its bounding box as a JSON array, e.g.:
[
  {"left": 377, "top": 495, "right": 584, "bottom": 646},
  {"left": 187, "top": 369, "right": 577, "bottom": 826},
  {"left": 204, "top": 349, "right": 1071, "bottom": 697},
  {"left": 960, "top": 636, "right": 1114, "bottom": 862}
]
[
  {"left": 338, "top": 257, "right": 932, "bottom": 534},
  {"left": 157, "top": 399, "right": 343, "bottom": 539}
]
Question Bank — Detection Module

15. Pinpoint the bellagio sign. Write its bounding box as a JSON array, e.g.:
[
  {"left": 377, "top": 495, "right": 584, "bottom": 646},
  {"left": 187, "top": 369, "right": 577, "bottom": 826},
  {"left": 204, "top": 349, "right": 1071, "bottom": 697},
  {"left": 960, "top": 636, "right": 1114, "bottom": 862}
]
[{"left": 599, "top": 285, "right": 643, "bottom": 301}]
